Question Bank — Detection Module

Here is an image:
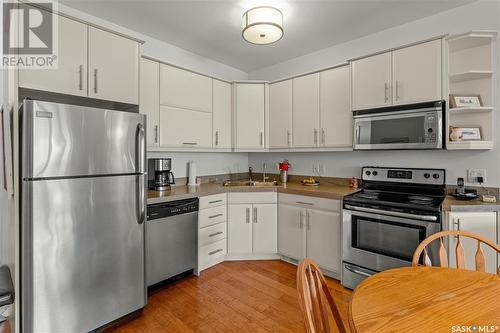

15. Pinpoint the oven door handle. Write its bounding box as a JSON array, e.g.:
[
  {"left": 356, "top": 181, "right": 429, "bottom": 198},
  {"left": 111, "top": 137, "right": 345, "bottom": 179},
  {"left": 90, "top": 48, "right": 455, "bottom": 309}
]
[
  {"left": 344, "top": 204, "right": 438, "bottom": 222},
  {"left": 344, "top": 264, "right": 373, "bottom": 278}
]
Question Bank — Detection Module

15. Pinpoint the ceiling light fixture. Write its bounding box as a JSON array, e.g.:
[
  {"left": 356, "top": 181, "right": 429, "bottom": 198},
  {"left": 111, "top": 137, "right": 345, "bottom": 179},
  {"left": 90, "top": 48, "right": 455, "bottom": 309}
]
[{"left": 242, "top": 6, "right": 283, "bottom": 45}]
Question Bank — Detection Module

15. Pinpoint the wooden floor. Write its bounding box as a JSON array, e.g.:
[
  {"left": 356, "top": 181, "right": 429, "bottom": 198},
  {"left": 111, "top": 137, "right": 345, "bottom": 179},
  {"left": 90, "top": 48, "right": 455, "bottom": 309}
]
[{"left": 104, "top": 260, "right": 353, "bottom": 333}]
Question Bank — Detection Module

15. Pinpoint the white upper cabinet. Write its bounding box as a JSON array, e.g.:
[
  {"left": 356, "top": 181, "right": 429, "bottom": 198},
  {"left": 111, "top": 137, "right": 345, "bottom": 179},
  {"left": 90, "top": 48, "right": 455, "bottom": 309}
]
[
  {"left": 392, "top": 39, "right": 442, "bottom": 105},
  {"left": 88, "top": 27, "right": 140, "bottom": 104},
  {"left": 160, "top": 64, "right": 212, "bottom": 113},
  {"left": 351, "top": 51, "right": 392, "bottom": 110},
  {"left": 212, "top": 80, "right": 232, "bottom": 148},
  {"left": 292, "top": 73, "right": 320, "bottom": 147},
  {"left": 140, "top": 58, "right": 160, "bottom": 147},
  {"left": 319, "top": 65, "right": 352, "bottom": 147},
  {"left": 159, "top": 106, "right": 212, "bottom": 148},
  {"left": 234, "top": 83, "right": 266, "bottom": 150},
  {"left": 269, "top": 80, "right": 293, "bottom": 148},
  {"left": 19, "top": 15, "right": 88, "bottom": 97}
]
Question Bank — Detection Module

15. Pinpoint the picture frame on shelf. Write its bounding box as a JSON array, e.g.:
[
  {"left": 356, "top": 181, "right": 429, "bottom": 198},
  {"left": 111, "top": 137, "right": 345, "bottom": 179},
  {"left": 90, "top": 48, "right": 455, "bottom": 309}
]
[
  {"left": 449, "top": 126, "right": 482, "bottom": 141},
  {"left": 449, "top": 94, "right": 483, "bottom": 108}
]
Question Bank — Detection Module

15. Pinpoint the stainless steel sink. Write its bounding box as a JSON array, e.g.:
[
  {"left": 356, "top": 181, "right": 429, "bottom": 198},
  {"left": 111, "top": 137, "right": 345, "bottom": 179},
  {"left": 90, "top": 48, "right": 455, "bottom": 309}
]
[{"left": 223, "top": 180, "right": 278, "bottom": 187}]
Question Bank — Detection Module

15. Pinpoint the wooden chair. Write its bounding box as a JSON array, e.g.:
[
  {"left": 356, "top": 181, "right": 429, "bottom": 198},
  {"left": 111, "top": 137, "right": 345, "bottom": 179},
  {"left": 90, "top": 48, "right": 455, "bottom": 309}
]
[
  {"left": 296, "top": 258, "right": 347, "bottom": 333},
  {"left": 412, "top": 230, "right": 500, "bottom": 274}
]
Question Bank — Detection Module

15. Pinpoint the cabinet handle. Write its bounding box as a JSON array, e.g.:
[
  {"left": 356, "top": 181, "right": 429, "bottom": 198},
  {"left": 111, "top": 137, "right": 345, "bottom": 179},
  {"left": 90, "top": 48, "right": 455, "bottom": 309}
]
[
  {"left": 246, "top": 208, "right": 250, "bottom": 224},
  {"left": 299, "top": 211, "right": 304, "bottom": 229},
  {"left": 154, "top": 125, "right": 159, "bottom": 143},
  {"left": 259, "top": 132, "right": 263, "bottom": 147},
  {"left": 454, "top": 218, "right": 460, "bottom": 239},
  {"left": 384, "top": 83, "right": 389, "bottom": 102},
  {"left": 182, "top": 142, "right": 198, "bottom": 145},
  {"left": 209, "top": 214, "right": 223, "bottom": 219},
  {"left": 208, "top": 249, "right": 223, "bottom": 256},
  {"left": 306, "top": 211, "right": 311, "bottom": 231},
  {"left": 321, "top": 128, "right": 325, "bottom": 145},
  {"left": 78, "top": 65, "right": 83, "bottom": 91},
  {"left": 287, "top": 130, "right": 291, "bottom": 147},
  {"left": 208, "top": 231, "right": 223, "bottom": 237},
  {"left": 296, "top": 201, "right": 313, "bottom": 206},
  {"left": 208, "top": 200, "right": 223, "bottom": 204},
  {"left": 215, "top": 131, "right": 219, "bottom": 146},
  {"left": 94, "top": 68, "right": 98, "bottom": 94},
  {"left": 395, "top": 80, "right": 400, "bottom": 101},
  {"left": 253, "top": 207, "right": 258, "bottom": 223},
  {"left": 313, "top": 129, "right": 318, "bottom": 145}
]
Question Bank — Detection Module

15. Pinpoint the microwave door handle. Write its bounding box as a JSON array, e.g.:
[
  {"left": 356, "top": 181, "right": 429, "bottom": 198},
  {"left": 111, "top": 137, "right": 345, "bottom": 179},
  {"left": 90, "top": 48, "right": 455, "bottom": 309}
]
[{"left": 356, "top": 125, "right": 361, "bottom": 144}]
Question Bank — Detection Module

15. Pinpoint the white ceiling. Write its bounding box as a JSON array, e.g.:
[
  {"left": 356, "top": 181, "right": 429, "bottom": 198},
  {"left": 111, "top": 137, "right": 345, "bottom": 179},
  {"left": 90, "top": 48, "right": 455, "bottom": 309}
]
[{"left": 61, "top": 0, "right": 475, "bottom": 72}]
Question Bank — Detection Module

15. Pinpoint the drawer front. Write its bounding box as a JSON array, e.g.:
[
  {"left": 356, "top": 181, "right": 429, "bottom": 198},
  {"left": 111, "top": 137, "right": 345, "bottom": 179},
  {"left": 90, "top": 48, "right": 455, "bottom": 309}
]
[
  {"left": 199, "top": 239, "right": 226, "bottom": 268},
  {"left": 199, "top": 193, "right": 227, "bottom": 210},
  {"left": 228, "top": 192, "right": 277, "bottom": 204},
  {"left": 278, "top": 193, "right": 340, "bottom": 212},
  {"left": 199, "top": 205, "right": 227, "bottom": 228},
  {"left": 199, "top": 222, "right": 226, "bottom": 247}
]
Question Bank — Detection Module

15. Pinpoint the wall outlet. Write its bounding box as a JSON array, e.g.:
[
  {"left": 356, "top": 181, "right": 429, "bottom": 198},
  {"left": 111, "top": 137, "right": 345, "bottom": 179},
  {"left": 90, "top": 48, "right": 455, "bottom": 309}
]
[
  {"left": 467, "top": 169, "right": 486, "bottom": 183},
  {"left": 318, "top": 164, "right": 325, "bottom": 174},
  {"left": 313, "top": 164, "right": 319, "bottom": 174}
]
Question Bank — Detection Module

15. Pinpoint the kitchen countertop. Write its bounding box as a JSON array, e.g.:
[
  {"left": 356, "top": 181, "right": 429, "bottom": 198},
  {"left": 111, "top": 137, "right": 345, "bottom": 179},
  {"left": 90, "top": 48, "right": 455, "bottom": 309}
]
[
  {"left": 148, "top": 183, "right": 500, "bottom": 213},
  {"left": 147, "top": 181, "right": 359, "bottom": 205}
]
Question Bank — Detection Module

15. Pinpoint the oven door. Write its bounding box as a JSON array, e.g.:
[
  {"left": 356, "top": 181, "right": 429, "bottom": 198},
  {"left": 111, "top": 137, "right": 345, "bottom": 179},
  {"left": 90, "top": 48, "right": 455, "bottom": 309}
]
[
  {"left": 354, "top": 109, "right": 443, "bottom": 150},
  {"left": 342, "top": 207, "right": 441, "bottom": 273}
]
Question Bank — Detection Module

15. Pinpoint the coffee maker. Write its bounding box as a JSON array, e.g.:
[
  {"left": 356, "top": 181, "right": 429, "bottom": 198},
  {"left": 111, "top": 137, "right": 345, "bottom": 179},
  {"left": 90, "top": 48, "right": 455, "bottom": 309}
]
[{"left": 148, "top": 158, "right": 175, "bottom": 191}]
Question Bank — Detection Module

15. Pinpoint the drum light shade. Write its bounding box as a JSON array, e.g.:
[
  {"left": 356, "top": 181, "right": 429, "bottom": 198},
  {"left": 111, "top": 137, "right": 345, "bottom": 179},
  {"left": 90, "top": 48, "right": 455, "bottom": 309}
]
[{"left": 242, "top": 6, "right": 283, "bottom": 45}]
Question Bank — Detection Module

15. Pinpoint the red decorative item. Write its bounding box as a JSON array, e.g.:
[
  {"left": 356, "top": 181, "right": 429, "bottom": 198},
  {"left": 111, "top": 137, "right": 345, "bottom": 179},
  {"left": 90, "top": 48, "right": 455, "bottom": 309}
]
[{"left": 350, "top": 177, "right": 359, "bottom": 189}]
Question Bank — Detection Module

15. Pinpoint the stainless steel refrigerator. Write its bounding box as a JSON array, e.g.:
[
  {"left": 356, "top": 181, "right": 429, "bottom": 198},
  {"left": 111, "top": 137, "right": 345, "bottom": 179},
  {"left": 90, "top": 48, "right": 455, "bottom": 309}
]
[{"left": 21, "top": 99, "right": 147, "bottom": 333}]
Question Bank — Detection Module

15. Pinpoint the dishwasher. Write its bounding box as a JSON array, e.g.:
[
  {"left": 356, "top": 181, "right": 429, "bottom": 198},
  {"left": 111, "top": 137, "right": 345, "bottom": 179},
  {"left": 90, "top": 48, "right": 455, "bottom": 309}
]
[{"left": 146, "top": 198, "right": 199, "bottom": 287}]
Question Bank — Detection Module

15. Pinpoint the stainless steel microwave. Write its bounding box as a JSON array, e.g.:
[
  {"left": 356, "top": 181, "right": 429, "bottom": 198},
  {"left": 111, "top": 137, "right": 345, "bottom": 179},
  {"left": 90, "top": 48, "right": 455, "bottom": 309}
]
[{"left": 353, "top": 101, "right": 445, "bottom": 150}]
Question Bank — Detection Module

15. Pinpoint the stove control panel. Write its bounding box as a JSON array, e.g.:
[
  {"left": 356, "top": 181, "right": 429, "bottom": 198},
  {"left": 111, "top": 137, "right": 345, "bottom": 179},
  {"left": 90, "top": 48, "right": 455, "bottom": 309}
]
[{"left": 362, "top": 167, "right": 445, "bottom": 185}]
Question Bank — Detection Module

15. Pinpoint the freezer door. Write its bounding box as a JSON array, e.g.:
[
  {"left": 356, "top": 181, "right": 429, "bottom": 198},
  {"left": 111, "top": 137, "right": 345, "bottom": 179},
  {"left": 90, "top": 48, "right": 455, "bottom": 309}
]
[
  {"left": 22, "top": 175, "right": 146, "bottom": 333},
  {"left": 22, "top": 99, "right": 146, "bottom": 179}
]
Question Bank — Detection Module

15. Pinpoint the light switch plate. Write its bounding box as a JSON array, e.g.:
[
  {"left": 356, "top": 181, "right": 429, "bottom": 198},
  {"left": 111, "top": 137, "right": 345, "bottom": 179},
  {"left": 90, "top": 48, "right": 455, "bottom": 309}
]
[{"left": 467, "top": 169, "right": 486, "bottom": 183}]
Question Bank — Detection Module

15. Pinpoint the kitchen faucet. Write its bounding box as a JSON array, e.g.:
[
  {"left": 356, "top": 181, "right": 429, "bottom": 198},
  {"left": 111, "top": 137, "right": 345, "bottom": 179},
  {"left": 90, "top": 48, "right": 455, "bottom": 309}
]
[
  {"left": 263, "top": 163, "right": 269, "bottom": 182},
  {"left": 249, "top": 167, "right": 253, "bottom": 183}
]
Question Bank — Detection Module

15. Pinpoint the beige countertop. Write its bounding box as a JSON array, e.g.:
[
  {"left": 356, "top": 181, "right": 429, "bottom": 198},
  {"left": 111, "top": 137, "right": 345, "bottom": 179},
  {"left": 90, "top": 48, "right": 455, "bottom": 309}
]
[{"left": 148, "top": 182, "right": 500, "bottom": 212}]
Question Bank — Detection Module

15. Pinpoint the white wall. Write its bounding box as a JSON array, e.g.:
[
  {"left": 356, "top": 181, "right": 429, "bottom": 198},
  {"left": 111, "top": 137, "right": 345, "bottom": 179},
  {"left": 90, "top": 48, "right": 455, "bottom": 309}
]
[
  {"left": 56, "top": 3, "right": 248, "bottom": 81},
  {"left": 249, "top": 0, "right": 500, "bottom": 187},
  {"left": 147, "top": 152, "right": 249, "bottom": 179}
]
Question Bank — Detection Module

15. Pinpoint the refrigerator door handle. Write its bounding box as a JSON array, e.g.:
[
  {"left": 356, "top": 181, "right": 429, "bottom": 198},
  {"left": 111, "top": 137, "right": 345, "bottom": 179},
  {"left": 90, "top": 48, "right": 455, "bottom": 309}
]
[
  {"left": 136, "top": 123, "right": 146, "bottom": 173},
  {"left": 136, "top": 175, "right": 146, "bottom": 225}
]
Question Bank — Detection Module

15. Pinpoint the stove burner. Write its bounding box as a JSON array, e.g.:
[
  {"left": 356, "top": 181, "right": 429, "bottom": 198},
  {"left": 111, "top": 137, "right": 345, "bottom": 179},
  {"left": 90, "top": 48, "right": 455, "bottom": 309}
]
[{"left": 408, "top": 195, "right": 434, "bottom": 205}]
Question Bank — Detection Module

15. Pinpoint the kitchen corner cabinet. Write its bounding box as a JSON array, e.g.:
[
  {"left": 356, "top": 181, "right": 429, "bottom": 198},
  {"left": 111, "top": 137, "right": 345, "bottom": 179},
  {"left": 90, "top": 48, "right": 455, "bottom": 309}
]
[
  {"left": 278, "top": 194, "right": 341, "bottom": 275},
  {"left": 269, "top": 80, "right": 293, "bottom": 148},
  {"left": 320, "top": 65, "right": 352, "bottom": 147},
  {"left": 88, "top": 27, "right": 139, "bottom": 104},
  {"left": 447, "top": 212, "right": 498, "bottom": 274},
  {"left": 212, "top": 80, "right": 232, "bottom": 148},
  {"left": 140, "top": 58, "right": 160, "bottom": 146},
  {"left": 292, "top": 73, "right": 320, "bottom": 147},
  {"left": 351, "top": 39, "right": 442, "bottom": 110},
  {"left": 19, "top": 15, "right": 88, "bottom": 97},
  {"left": 234, "top": 83, "right": 266, "bottom": 150},
  {"left": 227, "top": 193, "right": 277, "bottom": 256}
]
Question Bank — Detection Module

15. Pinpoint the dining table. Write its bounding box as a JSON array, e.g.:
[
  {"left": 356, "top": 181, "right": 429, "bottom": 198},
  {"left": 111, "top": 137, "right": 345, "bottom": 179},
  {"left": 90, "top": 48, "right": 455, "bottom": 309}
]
[{"left": 349, "top": 266, "right": 500, "bottom": 333}]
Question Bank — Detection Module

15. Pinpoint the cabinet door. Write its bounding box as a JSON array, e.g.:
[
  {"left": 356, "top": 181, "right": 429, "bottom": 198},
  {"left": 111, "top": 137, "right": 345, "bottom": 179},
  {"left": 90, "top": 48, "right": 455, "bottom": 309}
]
[
  {"left": 228, "top": 204, "right": 253, "bottom": 254},
  {"left": 449, "top": 212, "right": 498, "bottom": 274},
  {"left": 278, "top": 204, "right": 306, "bottom": 260},
  {"left": 159, "top": 106, "right": 212, "bottom": 148},
  {"left": 140, "top": 58, "right": 160, "bottom": 147},
  {"left": 88, "top": 27, "right": 139, "bottom": 104},
  {"left": 392, "top": 39, "right": 442, "bottom": 105},
  {"left": 269, "top": 80, "right": 292, "bottom": 148},
  {"left": 212, "top": 80, "right": 232, "bottom": 148},
  {"left": 19, "top": 15, "right": 87, "bottom": 97},
  {"left": 292, "top": 73, "right": 320, "bottom": 147},
  {"left": 351, "top": 52, "right": 392, "bottom": 110},
  {"left": 234, "top": 84, "right": 265, "bottom": 149},
  {"left": 306, "top": 209, "right": 341, "bottom": 273},
  {"left": 253, "top": 204, "right": 277, "bottom": 254},
  {"left": 160, "top": 64, "right": 212, "bottom": 113},
  {"left": 320, "top": 65, "right": 352, "bottom": 147}
]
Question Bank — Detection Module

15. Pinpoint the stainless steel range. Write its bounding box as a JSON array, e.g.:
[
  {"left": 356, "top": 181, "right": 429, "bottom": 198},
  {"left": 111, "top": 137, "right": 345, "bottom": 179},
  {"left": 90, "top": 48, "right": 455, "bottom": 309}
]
[{"left": 342, "top": 167, "right": 446, "bottom": 289}]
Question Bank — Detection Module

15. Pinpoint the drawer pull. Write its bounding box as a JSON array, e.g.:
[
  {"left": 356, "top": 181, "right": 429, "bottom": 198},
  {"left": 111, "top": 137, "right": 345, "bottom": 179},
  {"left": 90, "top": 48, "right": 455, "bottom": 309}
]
[
  {"left": 208, "top": 249, "right": 223, "bottom": 256},
  {"left": 296, "top": 201, "right": 313, "bottom": 206},
  {"left": 209, "top": 213, "right": 223, "bottom": 219},
  {"left": 208, "top": 200, "right": 223, "bottom": 204},
  {"left": 209, "top": 231, "right": 223, "bottom": 237}
]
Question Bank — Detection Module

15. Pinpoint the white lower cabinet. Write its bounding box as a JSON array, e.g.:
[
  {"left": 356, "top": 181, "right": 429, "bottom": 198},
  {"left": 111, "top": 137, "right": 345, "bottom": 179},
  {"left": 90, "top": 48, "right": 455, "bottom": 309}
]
[
  {"left": 227, "top": 193, "right": 278, "bottom": 257},
  {"left": 447, "top": 212, "right": 498, "bottom": 274},
  {"left": 198, "top": 194, "right": 228, "bottom": 272},
  {"left": 278, "top": 194, "right": 342, "bottom": 275}
]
